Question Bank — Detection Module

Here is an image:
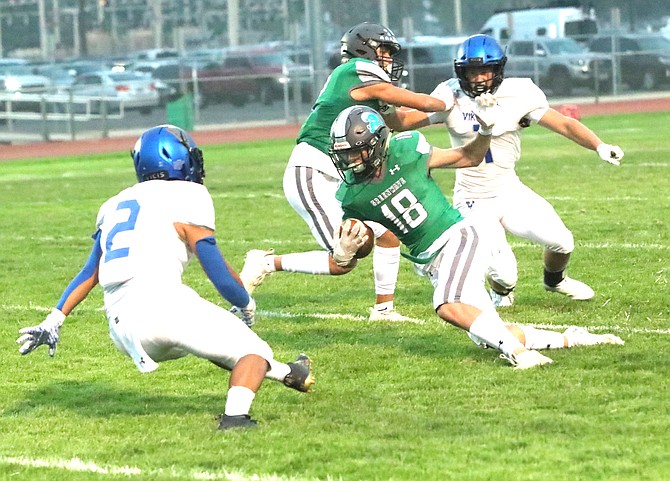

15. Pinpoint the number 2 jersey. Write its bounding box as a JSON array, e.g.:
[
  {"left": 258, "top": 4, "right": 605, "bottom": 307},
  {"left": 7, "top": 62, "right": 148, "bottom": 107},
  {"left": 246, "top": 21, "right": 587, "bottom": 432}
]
[
  {"left": 95, "top": 180, "right": 215, "bottom": 295},
  {"left": 336, "top": 131, "right": 463, "bottom": 260}
]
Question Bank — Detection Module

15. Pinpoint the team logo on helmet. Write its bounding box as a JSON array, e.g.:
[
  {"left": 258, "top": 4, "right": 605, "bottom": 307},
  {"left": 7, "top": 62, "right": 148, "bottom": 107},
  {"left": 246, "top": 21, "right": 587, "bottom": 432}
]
[{"left": 361, "top": 111, "right": 383, "bottom": 133}]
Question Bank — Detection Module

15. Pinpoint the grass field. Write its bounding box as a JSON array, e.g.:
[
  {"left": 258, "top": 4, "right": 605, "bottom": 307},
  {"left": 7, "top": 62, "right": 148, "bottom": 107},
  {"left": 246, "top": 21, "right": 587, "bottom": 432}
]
[{"left": 1, "top": 111, "right": 669, "bottom": 481}]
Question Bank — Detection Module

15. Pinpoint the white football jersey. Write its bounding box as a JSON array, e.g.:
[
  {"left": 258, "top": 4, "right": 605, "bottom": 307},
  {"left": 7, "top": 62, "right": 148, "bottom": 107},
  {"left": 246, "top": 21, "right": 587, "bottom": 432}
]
[
  {"left": 96, "top": 180, "right": 215, "bottom": 293},
  {"left": 430, "top": 77, "right": 549, "bottom": 198}
]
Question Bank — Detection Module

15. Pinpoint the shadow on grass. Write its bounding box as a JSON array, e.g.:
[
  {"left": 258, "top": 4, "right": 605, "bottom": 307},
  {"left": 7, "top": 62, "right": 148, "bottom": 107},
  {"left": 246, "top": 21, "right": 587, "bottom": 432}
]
[{"left": 6, "top": 379, "right": 224, "bottom": 418}]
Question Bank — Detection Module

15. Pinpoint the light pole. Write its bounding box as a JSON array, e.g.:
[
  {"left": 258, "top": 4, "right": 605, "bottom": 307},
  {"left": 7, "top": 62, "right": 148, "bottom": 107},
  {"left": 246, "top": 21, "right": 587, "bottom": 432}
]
[{"left": 38, "top": 0, "right": 48, "bottom": 59}]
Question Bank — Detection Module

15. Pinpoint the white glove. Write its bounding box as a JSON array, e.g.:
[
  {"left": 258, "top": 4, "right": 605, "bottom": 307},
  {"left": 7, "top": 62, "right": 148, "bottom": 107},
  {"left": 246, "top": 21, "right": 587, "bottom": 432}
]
[
  {"left": 332, "top": 219, "right": 368, "bottom": 267},
  {"left": 16, "top": 308, "right": 66, "bottom": 357},
  {"left": 596, "top": 143, "right": 624, "bottom": 166},
  {"left": 230, "top": 297, "right": 256, "bottom": 328},
  {"left": 472, "top": 94, "right": 499, "bottom": 135},
  {"left": 475, "top": 92, "right": 497, "bottom": 107}
]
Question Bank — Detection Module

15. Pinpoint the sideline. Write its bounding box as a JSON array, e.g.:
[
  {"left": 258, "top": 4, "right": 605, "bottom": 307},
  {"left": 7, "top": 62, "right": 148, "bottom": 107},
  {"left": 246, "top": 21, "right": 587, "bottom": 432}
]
[{"left": 1, "top": 92, "right": 669, "bottom": 162}]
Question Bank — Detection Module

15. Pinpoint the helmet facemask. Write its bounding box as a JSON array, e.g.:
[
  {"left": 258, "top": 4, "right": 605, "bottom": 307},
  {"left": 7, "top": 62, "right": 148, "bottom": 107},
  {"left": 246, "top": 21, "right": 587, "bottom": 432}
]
[
  {"left": 329, "top": 107, "right": 390, "bottom": 185},
  {"left": 455, "top": 61, "right": 505, "bottom": 98}
]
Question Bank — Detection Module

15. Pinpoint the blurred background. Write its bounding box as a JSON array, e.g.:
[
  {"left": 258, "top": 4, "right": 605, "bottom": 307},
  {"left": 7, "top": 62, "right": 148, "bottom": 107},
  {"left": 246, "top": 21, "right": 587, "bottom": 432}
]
[{"left": 1, "top": 0, "right": 669, "bottom": 142}]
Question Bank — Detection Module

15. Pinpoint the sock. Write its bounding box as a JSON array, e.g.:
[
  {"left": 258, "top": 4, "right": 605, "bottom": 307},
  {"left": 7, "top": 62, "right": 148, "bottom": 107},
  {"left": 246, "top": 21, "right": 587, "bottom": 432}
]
[
  {"left": 373, "top": 245, "right": 400, "bottom": 295},
  {"left": 373, "top": 301, "right": 394, "bottom": 312},
  {"left": 517, "top": 325, "right": 566, "bottom": 349},
  {"left": 280, "top": 251, "right": 331, "bottom": 275},
  {"left": 544, "top": 269, "right": 565, "bottom": 287},
  {"left": 265, "top": 359, "right": 291, "bottom": 382},
  {"left": 263, "top": 256, "right": 277, "bottom": 273},
  {"left": 468, "top": 311, "right": 526, "bottom": 357},
  {"left": 224, "top": 386, "right": 256, "bottom": 416}
]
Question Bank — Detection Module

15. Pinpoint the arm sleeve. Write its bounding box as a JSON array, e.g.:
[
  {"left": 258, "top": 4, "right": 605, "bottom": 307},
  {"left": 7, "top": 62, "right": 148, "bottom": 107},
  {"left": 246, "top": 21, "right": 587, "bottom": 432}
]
[
  {"left": 56, "top": 230, "right": 103, "bottom": 311},
  {"left": 195, "top": 236, "right": 250, "bottom": 308}
]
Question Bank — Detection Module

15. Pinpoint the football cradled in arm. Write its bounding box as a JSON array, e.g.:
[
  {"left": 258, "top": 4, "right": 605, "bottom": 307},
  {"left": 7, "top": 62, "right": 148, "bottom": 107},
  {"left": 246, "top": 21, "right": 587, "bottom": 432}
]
[{"left": 332, "top": 219, "right": 374, "bottom": 267}]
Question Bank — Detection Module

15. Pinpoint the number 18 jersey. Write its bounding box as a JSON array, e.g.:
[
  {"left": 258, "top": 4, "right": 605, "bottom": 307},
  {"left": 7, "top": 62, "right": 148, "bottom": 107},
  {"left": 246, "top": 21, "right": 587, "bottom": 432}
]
[{"left": 336, "top": 131, "right": 463, "bottom": 259}]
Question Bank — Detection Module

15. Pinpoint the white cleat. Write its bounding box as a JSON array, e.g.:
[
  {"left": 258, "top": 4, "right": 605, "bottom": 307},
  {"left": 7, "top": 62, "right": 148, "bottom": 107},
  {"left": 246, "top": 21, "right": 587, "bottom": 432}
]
[
  {"left": 490, "top": 288, "right": 514, "bottom": 307},
  {"left": 369, "top": 307, "right": 412, "bottom": 322},
  {"left": 563, "top": 326, "right": 625, "bottom": 347},
  {"left": 239, "top": 249, "right": 274, "bottom": 294},
  {"left": 544, "top": 276, "right": 595, "bottom": 300},
  {"left": 501, "top": 349, "right": 554, "bottom": 369}
]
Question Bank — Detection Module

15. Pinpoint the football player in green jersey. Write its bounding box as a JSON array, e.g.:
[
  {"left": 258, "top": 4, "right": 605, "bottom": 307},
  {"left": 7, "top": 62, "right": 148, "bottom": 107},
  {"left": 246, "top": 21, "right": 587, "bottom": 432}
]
[
  {"left": 240, "top": 22, "right": 452, "bottom": 322},
  {"left": 330, "top": 105, "right": 623, "bottom": 369}
]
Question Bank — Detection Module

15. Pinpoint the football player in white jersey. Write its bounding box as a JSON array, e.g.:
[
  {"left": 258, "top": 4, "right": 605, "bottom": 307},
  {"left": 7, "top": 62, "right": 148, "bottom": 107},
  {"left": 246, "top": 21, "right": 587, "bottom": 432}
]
[
  {"left": 16, "top": 125, "right": 314, "bottom": 430},
  {"left": 398, "top": 34, "right": 624, "bottom": 307},
  {"left": 240, "top": 22, "right": 450, "bottom": 322}
]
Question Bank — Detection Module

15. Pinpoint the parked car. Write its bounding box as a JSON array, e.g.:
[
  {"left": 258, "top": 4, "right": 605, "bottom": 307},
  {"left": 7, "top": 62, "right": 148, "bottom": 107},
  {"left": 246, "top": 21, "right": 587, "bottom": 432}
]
[
  {"left": 67, "top": 71, "right": 160, "bottom": 115},
  {"left": 504, "top": 37, "right": 608, "bottom": 95},
  {"left": 31, "top": 64, "right": 75, "bottom": 91},
  {"left": 0, "top": 63, "right": 52, "bottom": 96},
  {"left": 185, "top": 47, "right": 310, "bottom": 106},
  {"left": 587, "top": 33, "right": 670, "bottom": 90}
]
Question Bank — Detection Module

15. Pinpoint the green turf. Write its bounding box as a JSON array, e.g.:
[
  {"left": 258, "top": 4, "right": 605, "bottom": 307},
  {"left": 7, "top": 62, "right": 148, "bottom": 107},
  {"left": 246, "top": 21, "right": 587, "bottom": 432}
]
[{"left": 1, "top": 112, "right": 668, "bottom": 481}]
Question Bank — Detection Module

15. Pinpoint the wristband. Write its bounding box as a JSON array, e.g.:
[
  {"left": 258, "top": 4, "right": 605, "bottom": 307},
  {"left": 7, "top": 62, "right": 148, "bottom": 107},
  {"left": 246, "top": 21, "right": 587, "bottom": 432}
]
[{"left": 478, "top": 126, "right": 493, "bottom": 136}]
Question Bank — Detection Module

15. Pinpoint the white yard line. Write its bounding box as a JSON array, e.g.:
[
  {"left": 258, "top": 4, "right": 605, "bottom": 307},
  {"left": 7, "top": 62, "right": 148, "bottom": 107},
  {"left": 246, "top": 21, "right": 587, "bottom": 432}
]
[
  {"left": 2, "top": 304, "right": 667, "bottom": 334},
  {"left": 0, "top": 456, "right": 325, "bottom": 481}
]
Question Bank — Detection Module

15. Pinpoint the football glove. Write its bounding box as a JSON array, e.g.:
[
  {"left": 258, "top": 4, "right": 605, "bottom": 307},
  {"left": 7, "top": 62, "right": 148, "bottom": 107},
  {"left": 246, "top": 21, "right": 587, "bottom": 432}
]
[
  {"left": 596, "top": 143, "right": 624, "bottom": 166},
  {"left": 16, "top": 308, "right": 66, "bottom": 357},
  {"left": 230, "top": 297, "right": 256, "bottom": 328},
  {"left": 473, "top": 94, "right": 499, "bottom": 136},
  {"left": 332, "top": 220, "right": 368, "bottom": 267}
]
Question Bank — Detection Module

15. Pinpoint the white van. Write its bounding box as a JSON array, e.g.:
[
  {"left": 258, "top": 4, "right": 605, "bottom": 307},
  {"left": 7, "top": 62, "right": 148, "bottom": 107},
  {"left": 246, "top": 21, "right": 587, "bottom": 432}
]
[{"left": 479, "top": 7, "right": 598, "bottom": 43}]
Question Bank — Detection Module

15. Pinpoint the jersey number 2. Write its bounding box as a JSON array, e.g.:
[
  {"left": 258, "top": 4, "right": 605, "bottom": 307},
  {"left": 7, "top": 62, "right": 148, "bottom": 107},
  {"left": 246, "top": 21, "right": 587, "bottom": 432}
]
[{"left": 105, "top": 199, "right": 140, "bottom": 262}]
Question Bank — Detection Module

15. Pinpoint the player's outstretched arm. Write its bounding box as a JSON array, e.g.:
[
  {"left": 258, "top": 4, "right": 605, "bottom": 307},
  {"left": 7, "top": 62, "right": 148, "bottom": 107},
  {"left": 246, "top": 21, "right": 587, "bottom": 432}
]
[
  {"left": 538, "top": 108, "right": 624, "bottom": 165},
  {"left": 352, "top": 82, "right": 447, "bottom": 113},
  {"left": 178, "top": 223, "right": 256, "bottom": 327},
  {"left": 17, "top": 232, "right": 102, "bottom": 357}
]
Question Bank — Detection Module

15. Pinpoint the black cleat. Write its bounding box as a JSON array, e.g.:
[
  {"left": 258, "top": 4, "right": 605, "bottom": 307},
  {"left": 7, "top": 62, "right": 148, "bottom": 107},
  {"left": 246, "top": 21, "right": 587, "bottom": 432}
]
[
  {"left": 283, "top": 354, "right": 315, "bottom": 393},
  {"left": 217, "top": 414, "right": 258, "bottom": 430}
]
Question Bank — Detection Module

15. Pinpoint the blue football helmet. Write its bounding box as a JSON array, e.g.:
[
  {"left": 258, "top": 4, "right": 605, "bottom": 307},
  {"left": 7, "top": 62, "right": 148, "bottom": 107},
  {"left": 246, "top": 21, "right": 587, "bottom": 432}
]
[
  {"left": 131, "top": 124, "right": 205, "bottom": 184},
  {"left": 454, "top": 34, "right": 507, "bottom": 98},
  {"left": 329, "top": 105, "right": 390, "bottom": 185}
]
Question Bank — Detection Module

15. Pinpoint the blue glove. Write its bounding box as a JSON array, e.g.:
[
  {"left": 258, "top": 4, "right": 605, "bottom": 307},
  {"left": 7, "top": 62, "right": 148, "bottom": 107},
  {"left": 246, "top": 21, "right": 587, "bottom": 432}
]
[{"left": 16, "top": 308, "right": 65, "bottom": 357}]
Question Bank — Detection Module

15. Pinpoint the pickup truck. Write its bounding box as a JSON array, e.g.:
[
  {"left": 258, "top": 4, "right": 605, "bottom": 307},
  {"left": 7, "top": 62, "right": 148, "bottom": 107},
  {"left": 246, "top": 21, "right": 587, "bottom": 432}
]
[{"left": 504, "top": 37, "right": 608, "bottom": 95}]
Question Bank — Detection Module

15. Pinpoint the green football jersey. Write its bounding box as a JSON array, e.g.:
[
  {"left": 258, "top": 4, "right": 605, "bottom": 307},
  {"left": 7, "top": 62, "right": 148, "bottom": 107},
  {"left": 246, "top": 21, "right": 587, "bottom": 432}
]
[
  {"left": 336, "top": 131, "right": 464, "bottom": 260},
  {"left": 297, "top": 58, "right": 390, "bottom": 154}
]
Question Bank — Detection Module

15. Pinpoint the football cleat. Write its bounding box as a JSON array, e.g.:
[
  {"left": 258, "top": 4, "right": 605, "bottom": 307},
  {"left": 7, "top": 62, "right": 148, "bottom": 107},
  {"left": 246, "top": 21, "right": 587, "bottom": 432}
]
[
  {"left": 239, "top": 249, "right": 274, "bottom": 294},
  {"left": 500, "top": 349, "right": 554, "bottom": 369},
  {"left": 369, "top": 307, "right": 412, "bottom": 321},
  {"left": 217, "top": 414, "right": 258, "bottom": 430},
  {"left": 563, "top": 326, "right": 624, "bottom": 347},
  {"left": 544, "top": 276, "right": 595, "bottom": 300},
  {"left": 283, "top": 354, "right": 315, "bottom": 393},
  {"left": 489, "top": 288, "right": 514, "bottom": 308}
]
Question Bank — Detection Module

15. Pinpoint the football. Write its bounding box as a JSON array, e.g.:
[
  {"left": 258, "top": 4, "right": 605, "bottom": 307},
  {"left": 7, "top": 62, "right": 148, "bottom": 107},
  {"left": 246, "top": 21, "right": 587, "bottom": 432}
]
[{"left": 339, "top": 218, "right": 374, "bottom": 259}]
